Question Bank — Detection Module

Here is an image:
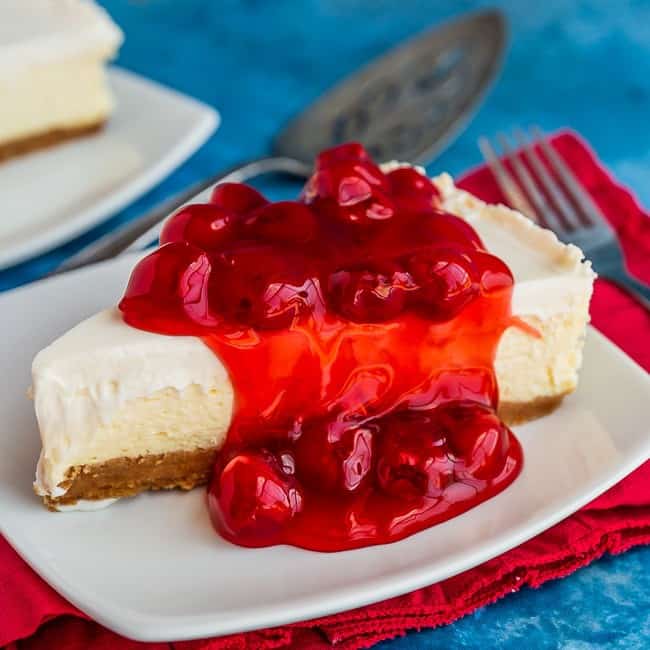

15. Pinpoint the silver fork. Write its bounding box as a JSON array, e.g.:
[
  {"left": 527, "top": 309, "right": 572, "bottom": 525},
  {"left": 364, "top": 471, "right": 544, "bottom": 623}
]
[{"left": 478, "top": 126, "right": 650, "bottom": 310}]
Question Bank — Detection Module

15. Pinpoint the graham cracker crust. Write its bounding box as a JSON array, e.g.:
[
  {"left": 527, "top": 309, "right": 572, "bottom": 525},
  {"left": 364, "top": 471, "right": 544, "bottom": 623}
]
[
  {"left": 43, "top": 393, "right": 568, "bottom": 510},
  {"left": 0, "top": 121, "right": 105, "bottom": 163},
  {"left": 43, "top": 447, "right": 218, "bottom": 510},
  {"left": 499, "top": 393, "right": 567, "bottom": 426}
]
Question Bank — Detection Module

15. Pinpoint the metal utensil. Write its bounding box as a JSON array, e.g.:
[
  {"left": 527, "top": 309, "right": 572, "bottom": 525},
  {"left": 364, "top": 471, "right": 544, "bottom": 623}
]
[
  {"left": 479, "top": 127, "right": 650, "bottom": 309},
  {"left": 54, "top": 9, "right": 506, "bottom": 274}
]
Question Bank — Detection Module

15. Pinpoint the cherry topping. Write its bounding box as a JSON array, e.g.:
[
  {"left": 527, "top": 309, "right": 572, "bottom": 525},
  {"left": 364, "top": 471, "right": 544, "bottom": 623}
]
[
  {"left": 208, "top": 449, "right": 303, "bottom": 547},
  {"left": 160, "top": 204, "right": 236, "bottom": 250},
  {"left": 414, "top": 210, "right": 484, "bottom": 251},
  {"left": 473, "top": 251, "right": 514, "bottom": 295},
  {"left": 316, "top": 142, "right": 370, "bottom": 167},
  {"left": 387, "top": 167, "right": 440, "bottom": 214},
  {"left": 328, "top": 265, "right": 415, "bottom": 322},
  {"left": 118, "top": 142, "right": 522, "bottom": 552},
  {"left": 210, "top": 182, "right": 268, "bottom": 214},
  {"left": 119, "top": 242, "right": 216, "bottom": 334},
  {"left": 408, "top": 248, "right": 479, "bottom": 319},
  {"left": 375, "top": 411, "right": 454, "bottom": 499},
  {"left": 303, "top": 143, "right": 394, "bottom": 224},
  {"left": 437, "top": 402, "right": 512, "bottom": 480},
  {"left": 294, "top": 421, "right": 375, "bottom": 493},
  {"left": 242, "top": 201, "right": 318, "bottom": 244},
  {"left": 210, "top": 244, "right": 324, "bottom": 329}
]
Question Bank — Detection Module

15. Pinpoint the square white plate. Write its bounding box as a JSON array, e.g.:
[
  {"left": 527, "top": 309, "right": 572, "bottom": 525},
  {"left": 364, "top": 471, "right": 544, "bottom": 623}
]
[
  {"left": 0, "top": 67, "right": 219, "bottom": 269},
  {"left": 0, "top": 255, "right": 648, "bottom": 642}
]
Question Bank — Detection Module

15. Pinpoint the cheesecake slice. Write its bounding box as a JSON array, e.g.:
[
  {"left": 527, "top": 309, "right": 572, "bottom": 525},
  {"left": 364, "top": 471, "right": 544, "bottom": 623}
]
[
  {"left": 32, "top": 170, "right": 595, "bottom": 513},
  {"left": 0, "top": 0, "right": 123, "bottom": 162}
]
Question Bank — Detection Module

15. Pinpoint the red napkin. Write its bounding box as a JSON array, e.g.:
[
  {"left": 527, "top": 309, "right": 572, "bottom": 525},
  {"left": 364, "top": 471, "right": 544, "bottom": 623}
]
[{"left": 3, "top": 131, "right": 649, "bottom": 650}]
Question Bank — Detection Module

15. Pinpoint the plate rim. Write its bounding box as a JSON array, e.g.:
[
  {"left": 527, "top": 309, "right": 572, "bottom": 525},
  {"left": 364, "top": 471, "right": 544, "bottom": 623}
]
[{"left": 0, "top": 66, "right": 219, "bottom": 269}]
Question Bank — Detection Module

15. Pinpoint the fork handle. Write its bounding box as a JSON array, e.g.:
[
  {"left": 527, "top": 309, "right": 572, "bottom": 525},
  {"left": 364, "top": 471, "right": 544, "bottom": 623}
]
[
  {"left": 602, "top": 267, "right": 650, "bottom": 310},
  {"left": 52, "top": 156, "right": 312, "bottom": 276}
]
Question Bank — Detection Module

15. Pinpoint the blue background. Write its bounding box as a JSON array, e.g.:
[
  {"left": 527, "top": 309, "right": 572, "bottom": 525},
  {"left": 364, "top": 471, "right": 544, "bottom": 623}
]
[{"left": 6, "top": 0, "right": 650, "bottom": 646}]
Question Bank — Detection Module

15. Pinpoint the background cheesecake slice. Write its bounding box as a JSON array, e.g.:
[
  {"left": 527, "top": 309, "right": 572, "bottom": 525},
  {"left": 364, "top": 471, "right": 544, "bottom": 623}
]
[
  {"left": 31, "top": 174, "right": 595, "bottom": 510},
  {"left": 0, "top": 0, "right": 123, "bottom": 162}
]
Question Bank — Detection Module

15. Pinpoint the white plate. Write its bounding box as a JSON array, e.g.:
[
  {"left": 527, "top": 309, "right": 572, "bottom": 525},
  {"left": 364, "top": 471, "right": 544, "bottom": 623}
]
[
  {"left": 1, "top": 256, "right": 649, "bottom": 642},
  {"left": 0, "top": 68, "right": 219, "bottom": 269}
]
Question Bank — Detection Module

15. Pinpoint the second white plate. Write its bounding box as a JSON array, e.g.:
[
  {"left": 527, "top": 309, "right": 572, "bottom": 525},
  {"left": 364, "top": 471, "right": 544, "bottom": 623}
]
[
  {"left": 0, "top": 255, "right": 649, "bottom": 642},
  {"left": 0, "top": 67, "right": 219, "bottom": 269}
]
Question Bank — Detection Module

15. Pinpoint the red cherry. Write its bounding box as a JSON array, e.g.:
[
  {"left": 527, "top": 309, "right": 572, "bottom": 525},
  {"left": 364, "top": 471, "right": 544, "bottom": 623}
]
[
  {"left": 160, "top": 204, "right": 236, "bottom": 249},
  {"left": 375, "top": 411, "right": 454, "bottom": 499},
  {"left": 210, "top": 244, "right": 324, "bottom": 329},
  {"left": 408, "top": 248, "right": 479, "bottom": 319},
  {"left": 325, "top": 191, "right": 394, "bottom": 224},
  {"left": 119, "top": 242, "right": 217, "bottom": 333},
  {"left": 316, "top": 157, "right": 384, "bottom": 203},
  {"left": 294, "top": 421, "right": 375, "bottom": 493},
  {"left": 328, "top": 265, "right": 415, "bottom": 322},
  {"left": 316, "top": 142, "right": 370, "bottom": 168},
  {"left": 366, "top": 210, "right": 484, "bottom": 264},
  {"left": 472, "top": 251, "right": 514, "bottom": 295},
  {"left": 208, "top": 449, "right": 303, "bottom": 547},
  {"left": 337, "top": 175, "right": 372, "bottom": 206},
  {"left": 242, "top": 201, "right": 318, "bottom": 244},
  {"left": 303, "top": 152, "right": 393, "bottom": 224},
  {"left": 387, "top": 167, "right": 440, "bottom": 214},
  {"left": 409, "top": 210, "right": 484, "bottom": 251},
  {"left": 209, "top": 182, "right": 268, "bottom": 214},
  {"left": 436, "top": 402, "right": 512, "bottom": 480}
]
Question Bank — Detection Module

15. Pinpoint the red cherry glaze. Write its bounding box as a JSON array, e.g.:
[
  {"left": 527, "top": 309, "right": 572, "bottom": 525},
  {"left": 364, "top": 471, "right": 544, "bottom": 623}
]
[
  {"left": 303, "top": 144, "right": 393, "bottom": 224},
  {"left": 413, "top": 210, "right": 485, "bottom": 250},
  {"left": 316, "top": 142, "right": 370, "bottom": 166},
  {"left": 310, "top": 192, "right": 396, "bottom": 226},
  {"left": 437, "top": 401, "right": 512, "bottom": 480},
  {"left": 375, "top": 410, "right": 454, "bottom": 499},
  {"left": 328, "top": 265, "right": 415, "bottom": 322},
  {"left": 119, "top": 242, "right": 216, "bottom": 334},
  {"left": 119, "top": 142, "right": 522, "bottom": 551},
  {"left": 208, "top": 449, "right": 303, "bottom": 547},
  {"left": 209, "top": 244, "right": 325, "bottom": 330},
  {"left": 408, "top": 248, "right": 479, "bottom": 320},
  {"left": 242, "top": 201, "right": 318, "bottom": 244},
  {"left": 160, "top": 204, "right": 236, "bottom": 250},
  {"left": 387, "top": 167, "right": 440, "bottom": 214},
  {"left": 473, "top": 251, "right": 515, "bottom": 295},
  {"left": 294, "top": 421, "right": 375, "bottom": 493},
  {"left": 210, "top": 182, "right": 268, "bottom": 214}
]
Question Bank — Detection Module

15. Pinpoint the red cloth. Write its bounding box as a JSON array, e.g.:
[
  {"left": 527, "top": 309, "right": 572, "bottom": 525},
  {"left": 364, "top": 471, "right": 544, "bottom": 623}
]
[{"left": 2, "top": 131, "right": 649, "bottom": 650}]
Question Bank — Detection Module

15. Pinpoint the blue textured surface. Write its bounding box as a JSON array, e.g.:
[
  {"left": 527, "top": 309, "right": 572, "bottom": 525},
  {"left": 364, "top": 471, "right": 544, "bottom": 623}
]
[
  {"left": 4, "top": 1, "right": 649, "bottom": 646},
  {"left": 377, "top": 546, "right": 650, "bottom": 649}
]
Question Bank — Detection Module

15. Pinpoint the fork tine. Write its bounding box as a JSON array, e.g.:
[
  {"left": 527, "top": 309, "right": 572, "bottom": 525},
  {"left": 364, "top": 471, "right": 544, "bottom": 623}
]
[
  {"left": 496, "top": 132, "right": 565, "bottom": 233},
  {"left": 477, "top": 137, "right": 538, "bottom": 222},
  {"left": 531, "top": 126, "right": 612, "bottom": 230},
  {"left": 516, "top": 128, "right": 582, "bottom": 231}
]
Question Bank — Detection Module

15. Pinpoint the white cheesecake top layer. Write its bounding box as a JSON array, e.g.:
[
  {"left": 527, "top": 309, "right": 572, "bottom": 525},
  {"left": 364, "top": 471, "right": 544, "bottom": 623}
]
[
  {"left": 435, "top": 173, "right": 595, "bottom": 318},
  {"left": 0, "top": 0, "right": 123, "bottom": 73},
  {"left": 32, "top": 172, "right": 596, "bottom": 499}
]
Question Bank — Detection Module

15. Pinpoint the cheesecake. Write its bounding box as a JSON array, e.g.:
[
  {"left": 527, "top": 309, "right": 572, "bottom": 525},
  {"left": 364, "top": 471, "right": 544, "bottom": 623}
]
[
  {"left": 31, "top": 145, "right": 595, "bottom": 550},
  {"left": 0, "top": 0, "right": 123, "bottom": 162}
]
